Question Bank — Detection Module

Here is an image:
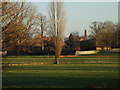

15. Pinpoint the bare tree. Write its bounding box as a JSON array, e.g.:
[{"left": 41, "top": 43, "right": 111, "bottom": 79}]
[
  {"left": 103, "top": 21, "right": 115, "bottom": 49},
  {"left": 1, "top": 2, "right": 39, "bottom": 55},
  {"left": 39, "top": 14, "right": 48, "bottom": 51},
  {"left": 32, "top": 13, "right": 48, "bottom": 52},
  {"left": 89, "top": 22, "right": 103, "bottom": 44},
  {"left": 48, "top": 1, "right": 66, "bottom": 64},
  {"left": 90, "top": 21, "right": 116, "bottom": 50}
]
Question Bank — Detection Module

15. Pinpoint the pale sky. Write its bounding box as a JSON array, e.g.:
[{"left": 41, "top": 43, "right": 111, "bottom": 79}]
[{"left": 31, "top": 2, "right": 118, "bottom": 37}]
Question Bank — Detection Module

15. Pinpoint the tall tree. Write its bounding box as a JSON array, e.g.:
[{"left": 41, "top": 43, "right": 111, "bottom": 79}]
[{"left": 48, "top": 0, "right": 66, "bottom": 64}]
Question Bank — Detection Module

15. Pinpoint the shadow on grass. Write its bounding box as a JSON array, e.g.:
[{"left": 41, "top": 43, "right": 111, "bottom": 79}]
[{"left": 2, "top": 76, "right": 118, "bottom": 88}]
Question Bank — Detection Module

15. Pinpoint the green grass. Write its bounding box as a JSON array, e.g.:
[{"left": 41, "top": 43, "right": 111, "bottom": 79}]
[
  {"left": 2, "top": 64, "right": 119, "bottom": 88},
  {"left": 2, "top": 55, "right": 118, "bottom": 65},
  {"left": 2, "top": 55, "right": 119, "bottom": 88}
]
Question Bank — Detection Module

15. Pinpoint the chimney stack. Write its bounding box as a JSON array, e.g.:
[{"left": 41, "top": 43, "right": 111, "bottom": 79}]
[{"left": 85, "top": 29, "right": 87, "bottom": 40}]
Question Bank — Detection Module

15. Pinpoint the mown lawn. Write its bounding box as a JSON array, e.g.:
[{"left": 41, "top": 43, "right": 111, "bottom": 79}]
[
  {"left": 2, "top": 55, "right": 119, "bottom": 65},
  {"left": 2, "top": 63, "right": 119, "bottom": 88}
]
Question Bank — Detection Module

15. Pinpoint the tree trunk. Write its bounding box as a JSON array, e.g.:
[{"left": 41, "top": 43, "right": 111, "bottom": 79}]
[
  {"left": 102, "top": 47, "right": 104, "bottom": 50},
  {"left": 17, "top": 40, "right": 21, "bottom": 56},
  {"left": 41, "top": 16, "right": 44, "bottom": 51},
  {"left": 41, "top": 40, "right": 44, "bottom": 51},
  {"left": 55, "top": 56, "right": 59, "bottom": 64},
  {"left": 17, "top": 45, "right": 20, "bottom": 56}
]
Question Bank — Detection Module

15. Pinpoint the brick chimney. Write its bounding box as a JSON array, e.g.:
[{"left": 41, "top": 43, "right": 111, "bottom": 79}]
[{"left": 85, "top": 29, "right": 87, "bottom": 40}]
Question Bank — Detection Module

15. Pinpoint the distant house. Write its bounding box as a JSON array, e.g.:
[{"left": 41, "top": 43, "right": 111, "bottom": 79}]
[
  {"left": 64, "top": 29, "right": 113, "bottom": 55},
  {"left": 79, "top": 37, "right": 85, "bottom": 41},
  {"left": 79, "top": 30, "right": 111, "bottom": 51},
  {"left": 80, "top": 39, "right": 96, "bottom": 51},
  {"left": 79, "top": 30, "right": 96, "bottom": 51},
  {"left": 63, "top": 30, "right": 96, "bottom": 54},
  {"left": 28, "top": 35, "right": 53, "bottom": 55}
]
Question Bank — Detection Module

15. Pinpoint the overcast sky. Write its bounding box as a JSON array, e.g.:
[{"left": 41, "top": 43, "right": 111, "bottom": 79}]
[{"left": 31, "top": 2, "right": 118, "bottom": 37}]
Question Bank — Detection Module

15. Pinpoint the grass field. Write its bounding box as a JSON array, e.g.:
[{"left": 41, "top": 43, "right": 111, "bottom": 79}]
[
  {"left": 2, "top": 55, "right": 119, "bottom": 65},
  {"left": 2, "top": 55, "right": 119, "bottom": 88}
]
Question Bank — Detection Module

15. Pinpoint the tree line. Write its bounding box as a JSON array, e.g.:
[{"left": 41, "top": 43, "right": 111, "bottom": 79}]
[
  {"left": 1, "top": 1, "right": 119, "bottom": 64},
  {"left": 1, "top": 1, "right": 65, "bottom": 64},
  {"left": 1, "top": 2, "right": 50, "bottom": 55}
]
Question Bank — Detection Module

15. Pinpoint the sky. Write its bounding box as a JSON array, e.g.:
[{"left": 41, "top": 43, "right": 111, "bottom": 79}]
[{"left": 31, "top": 2, "right": 118, "bottom": 37}]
